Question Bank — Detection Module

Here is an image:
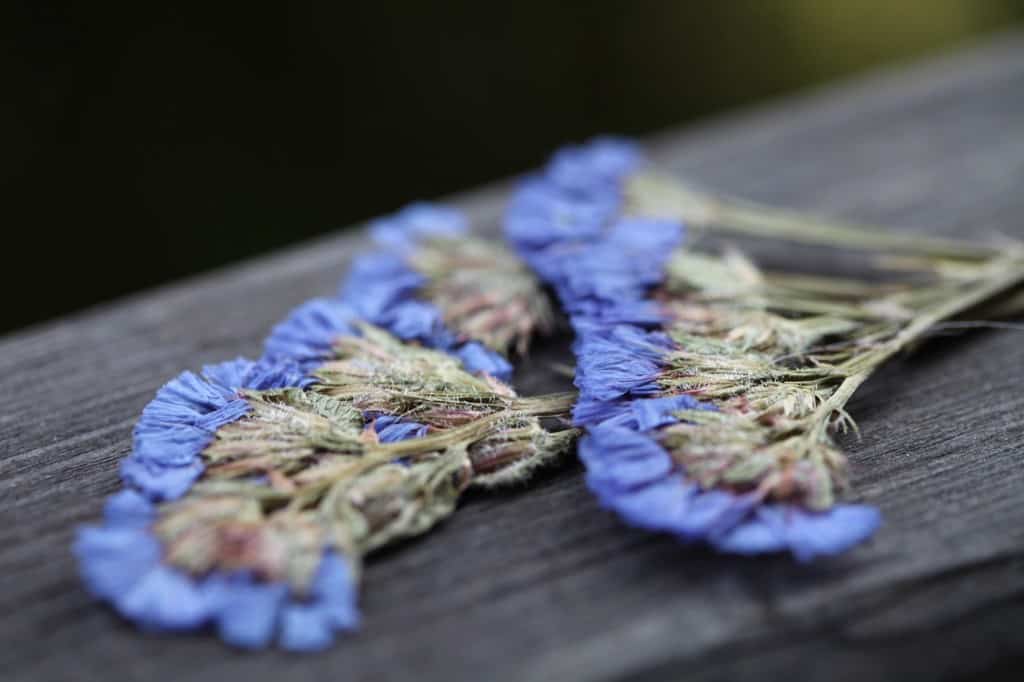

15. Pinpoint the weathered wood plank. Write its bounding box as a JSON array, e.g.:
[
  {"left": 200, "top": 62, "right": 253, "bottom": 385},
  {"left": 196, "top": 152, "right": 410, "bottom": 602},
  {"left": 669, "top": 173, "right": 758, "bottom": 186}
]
[{"left": 4, "top": 31, "right": 1024, "bottom": 682}]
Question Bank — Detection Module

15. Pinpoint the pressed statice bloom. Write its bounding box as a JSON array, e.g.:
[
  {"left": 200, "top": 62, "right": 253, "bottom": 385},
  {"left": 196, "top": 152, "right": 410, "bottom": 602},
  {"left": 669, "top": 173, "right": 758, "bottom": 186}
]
[
  {"left": 264, "top": 269, "right": 501, "bottom": 381},
  {"left": 353, "top": 202, "right": 531, "bottom": 372},
  {"left": 74, "top": 489, "right": 360, "bottom": 650},
  {"left": 504, "top": 136, "right": 881, "bottom": 560},
  {"left": 78, "top": 352, "right": 365, "bottom": 650},
  {"left": 579, "top": 424, "right": 880, "bottom": 561},
  {"left": 121, "top": 356, "right": 308, "bottom": 501},
  {"left": 78, "top": 195, "right": 573, "bottom": 651},
  {"left": 506, "top": 140, "right": 684, "bottom": 337},
  {"left": 271, "top": 253, "right": 511, "bottom": 379},
  {"left": 580, "top": 425, "right": 754, "bottom": 538},
  {"left": 84, "top": 309, "right": 577, "bottom": 649},
  {"left": 572, "top": 330, "right": 879, "bottom": 558},
  {"left": 333, "top": 203, "right": 515, "bottom": 380},
  {"left": 79, "top": 339, "right": 475, "bottom": 649},
  {"left": 336, "top": 203, "right": 555, "bottom": 368}
]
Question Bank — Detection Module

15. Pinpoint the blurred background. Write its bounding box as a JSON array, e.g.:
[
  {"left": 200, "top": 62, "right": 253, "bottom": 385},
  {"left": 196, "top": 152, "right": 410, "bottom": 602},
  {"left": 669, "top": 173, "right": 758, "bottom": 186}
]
[{"left": 7, "top": 1, "right": 1023, "bottom": 333}]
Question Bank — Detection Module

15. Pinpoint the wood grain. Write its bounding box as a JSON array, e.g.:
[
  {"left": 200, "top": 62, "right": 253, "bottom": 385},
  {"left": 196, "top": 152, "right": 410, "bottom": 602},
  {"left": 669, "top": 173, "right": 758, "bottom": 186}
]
[{"left": 4, "top": 31, "right": 1024, "bottom": 682}]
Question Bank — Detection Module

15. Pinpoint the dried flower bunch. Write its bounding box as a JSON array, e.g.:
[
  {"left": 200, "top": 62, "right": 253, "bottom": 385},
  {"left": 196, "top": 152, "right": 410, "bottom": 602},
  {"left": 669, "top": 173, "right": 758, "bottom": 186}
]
[
  {"left": 506, "top": 138, "right": 1024, "bottom": 560},
  {"left": 76, "top": 207, "right": 572, "bottom": 650},
  {"left": 77, "top": 137, "right": 1024, "bottom": 652}
]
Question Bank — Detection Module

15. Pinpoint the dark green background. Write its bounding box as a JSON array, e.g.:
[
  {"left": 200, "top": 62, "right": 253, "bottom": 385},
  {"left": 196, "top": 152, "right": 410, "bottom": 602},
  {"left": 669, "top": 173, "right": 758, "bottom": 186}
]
[{"left": 7, "top": 1, "right": 1022, "bottom": 333}]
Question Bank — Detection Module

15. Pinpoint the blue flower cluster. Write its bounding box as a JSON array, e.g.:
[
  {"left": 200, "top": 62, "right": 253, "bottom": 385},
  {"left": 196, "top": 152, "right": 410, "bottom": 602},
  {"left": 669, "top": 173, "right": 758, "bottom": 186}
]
[
  {"left": 264, "top": 202, "right": 511, "bottom": 380},
  {"left": 75, "top": 355, "right": 362, "bottom": 650},
  {"left": 76, "top": 202, "right": 502, "bottom": 650},
  {"left": 505, "top": 138, "right": 880, "bottom": 561},
  {"left": 75, "top": 489, "right": 358, "bottom": 651},
  {"left": 120, "top": 357, "right": 311, "bottom": 502}
]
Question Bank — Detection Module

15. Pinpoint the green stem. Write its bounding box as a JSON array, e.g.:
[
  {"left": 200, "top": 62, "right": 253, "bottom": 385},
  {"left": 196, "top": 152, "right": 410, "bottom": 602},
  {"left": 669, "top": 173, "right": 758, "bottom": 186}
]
[
  {"left": 289, "top": 391, "right": 578, "bottom": 510},
  {"left": 368, "top": 391, "right": 575, "bottom": 458},
  {"left": 509, "top": 391, "right": 578, "bottom": 416},
  {"left": 629, "top": 173, "right": 1002, "bottom": 262},
  {"left": 807, "top": 258, "right": 1024, "bottom": 436}
]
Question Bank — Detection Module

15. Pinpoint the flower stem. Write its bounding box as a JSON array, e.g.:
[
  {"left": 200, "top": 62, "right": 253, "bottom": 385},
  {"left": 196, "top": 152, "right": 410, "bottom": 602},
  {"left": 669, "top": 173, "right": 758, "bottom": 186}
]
[
  {"left": 355, "top": 392, "right": 574, "bottom": 459},
  {"left": 809, "top": 256, "right": 1024, "bottom": 436},
  {"left": 629, "top": 173, "right": 1003, "bottom": 262}
]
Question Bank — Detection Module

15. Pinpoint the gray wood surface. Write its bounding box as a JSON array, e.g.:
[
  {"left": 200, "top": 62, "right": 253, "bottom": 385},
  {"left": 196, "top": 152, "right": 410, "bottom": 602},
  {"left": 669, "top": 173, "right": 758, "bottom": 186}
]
[{"left": 4, "top": 31, "right": 1024, "bottom": 682}]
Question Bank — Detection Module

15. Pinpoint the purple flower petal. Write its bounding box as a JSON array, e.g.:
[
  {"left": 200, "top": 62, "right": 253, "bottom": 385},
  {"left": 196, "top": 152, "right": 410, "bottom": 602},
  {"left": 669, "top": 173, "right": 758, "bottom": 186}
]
[
  {"left": 455, "top": 342, "right": 513, "bottom": 380},
  {"left": 117, "top": 565, "right": 210, "bottom": 631},
  {"left": 780, "top": 505, "right": 882, "bottom": 562},
  {"left": 103, "top": 489, "right": 156, "bottom": 526},
  {"left": 204, "top": 573, "right": 288, "bottom": 649},
  {"left": 374, "top": 416, "right": 429, "bottom": 443},
  {"left": 370, "top": 202, "right": 467, "bottom": 250},
  {"left": 263, "top": 298, "right": 360, "bottom": 370},
  {"left": 631, "top": 395, "right": 713, "bottom": 431},
  {"left": 120, "top": 457, "right": 204, "bottom": 501},
  {"left": 380, "top": 301, "right": 457, "bottom": 348},
  {"left": 280, "top": 604, "right": 334, "bottom": 652},
  {"left": 578, "top": 426, "right": 675, "bottom": 492},
  {"left": 74, "top": 525, "right": 161, "bottom": 601},
  {"left": 311, "top": 552, "right": 360, "bottom": 630}
]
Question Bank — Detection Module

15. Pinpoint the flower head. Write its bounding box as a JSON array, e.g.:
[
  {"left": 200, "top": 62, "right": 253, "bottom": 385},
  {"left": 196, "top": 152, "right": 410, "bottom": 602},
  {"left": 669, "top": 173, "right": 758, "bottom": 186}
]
[
  {"left": 508, "top": 137, "right": 881, "bottom": 561},
  {"left": 124, "top": 357, "right": 308, "bottom": 500},
  {"left": 334, "top": 204, "right": 533, "bottom": 381},
  {"left": 573, "top": 325, "right": 674, "bottom": 402}
]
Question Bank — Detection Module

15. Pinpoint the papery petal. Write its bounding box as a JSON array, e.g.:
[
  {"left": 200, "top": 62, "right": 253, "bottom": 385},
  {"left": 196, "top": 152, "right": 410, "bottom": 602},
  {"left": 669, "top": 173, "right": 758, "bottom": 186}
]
[
  {"left": 311, "top": 552, "right": 360, "bottom": 630},
  {"left": 73, "top": 525, "right": 161, "bottom": 600},
  {"left": 574, "top": 327, "right": 670, "bottom": 401},
  {"left": 130, "top": 424, "right": 218, "bottom": 468},
  {"left": 578, "top": 427, "right": 675, "bottom": 492},
  {"left": 712, "top": 510, "right": 788, "bottom": 555},
  {"left": 380, "top": 301, "right": 457, "bottom": 348},
  {"left": 103, "top": 489, "right": 156, "bottom": 526},
  {"left": 505, "top": 178, "right": 617, "bottom": 250},
  {"left": 631, "top": 395, "right": 713, "bottom": 432},
  {"left": 120, "top": 457, "right": 204, "bottom": 501},
  {"left": 671, "top": 489, "right": 755, "bottom": 540},
  {"left": 571, "top": 397, "right": 634, "bottom": 428},
  {"left": 117, "top": 566, "right": 210, "bottom": 630},
  {"left": 370, "top": 202, "right": 467, "bottom": 250},
  {"left": 204, "top": 573, "right": 288, "bottom": 649},
  {"left": 264, "top": 298, "right": 361, "bottom": 369},
  {"left": 455, "top": 342, "right": 513, "bottom": 381},
  {"left": 602, "top": 475, "right": 698, "bottom": 532},
  {"left": 280, "top": 604, "right": 334, "bottom": 652},
  {"left": 340, "top": 256, "right": 425, "bottom": 322},
  {"left": 546, "top": 136, "right": 643, "bottom": 193},
  {"left": 374, "top": 416, "right": 429, "bottom": 443},
  {"left": 781, "top": 505, "right": 882, "bottom": 562}
]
